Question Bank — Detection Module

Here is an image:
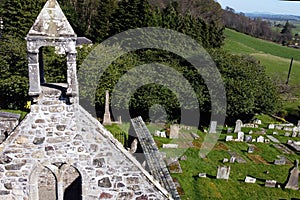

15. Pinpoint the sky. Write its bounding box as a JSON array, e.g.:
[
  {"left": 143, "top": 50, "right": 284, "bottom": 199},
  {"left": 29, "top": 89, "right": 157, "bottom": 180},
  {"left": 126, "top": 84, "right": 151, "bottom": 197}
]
[{"left": 216, "top": 0, "right": 300, "bottom": 16}]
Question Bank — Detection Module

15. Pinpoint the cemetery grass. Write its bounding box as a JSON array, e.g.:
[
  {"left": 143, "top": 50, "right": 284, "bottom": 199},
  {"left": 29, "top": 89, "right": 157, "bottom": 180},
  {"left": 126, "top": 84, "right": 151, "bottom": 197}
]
[
  {"left": 140, "top": 123, "right": 300, "bottom": 199},
  {"left": 224, "top": 28, "right": 300, "bottom": 114}
]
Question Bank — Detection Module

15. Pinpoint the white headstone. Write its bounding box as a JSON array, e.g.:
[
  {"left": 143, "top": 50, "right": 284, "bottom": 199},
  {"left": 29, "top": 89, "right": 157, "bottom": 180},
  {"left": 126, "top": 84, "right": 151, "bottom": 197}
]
[
  {"left": 209, "top": 121, "right": 217, "bottom": 133},
  {"left": 257, "top": 136, "right": 264, "bottom": 143},
  {"left": 268, "top": 124, "right": 275, "bottom": 129},
  {"left": 237, "top": 132, "right": 244, "bottom": 141},
  {"left": 225, "top": 135, "right": 233, "bottom": 142},
  {"left": 162, "top": 144, "right": 178, "bottom": 148},
  {"left": 245, "top": 176, "right": 256, "bottom": 183},
  {"left": 160, "top": 131, "right": 166, "bottom": 138},
  {"left": 234, "top": 119, "right": 243, "bottom": 133},
  {"left": 216, "top": 166, "right": 230, "bottom": 180}
]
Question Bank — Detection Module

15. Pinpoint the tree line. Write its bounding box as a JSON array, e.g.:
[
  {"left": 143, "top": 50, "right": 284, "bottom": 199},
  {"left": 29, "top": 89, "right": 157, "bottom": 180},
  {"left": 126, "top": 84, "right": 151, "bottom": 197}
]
[{"left": 0, "top": 0, "right": 281, "bottom": 125}]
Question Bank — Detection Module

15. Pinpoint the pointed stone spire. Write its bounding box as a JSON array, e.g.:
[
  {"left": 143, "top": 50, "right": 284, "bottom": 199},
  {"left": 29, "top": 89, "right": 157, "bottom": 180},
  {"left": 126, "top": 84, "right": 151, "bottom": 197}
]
[
  {"left": 27, "top": 0, "right": 76, "bottom": 37},
  {"left": 103, "top": 90, "right": 112, "bottom": 125}
]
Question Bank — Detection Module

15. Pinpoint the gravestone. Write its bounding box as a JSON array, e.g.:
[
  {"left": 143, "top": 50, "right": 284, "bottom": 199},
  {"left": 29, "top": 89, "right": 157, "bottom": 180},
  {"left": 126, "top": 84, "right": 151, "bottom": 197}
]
[
  {"left": 245, "top": 135, "right": 252, "bottom": 143},
  {"left": 190, "top": 132, "right": 200, "bottom": 140},
  {"left": 225, "top": 135, "right": 233, "bottom": 142},
  {"left": 170, "top": 124, "right": 180, "bottom": 139},
  {"left": 265, "top": 180, "right": 276, "bottom": 188},
  {"left": 160, "top": 131, "right": 166, "bottom": 138},
  {"left": 267, "top": 135, "right": 279, "bottom": 143},
  {"left": 274, "top": 156, "right": 286, "bottom": 165},
  {"left": 234, "top": 119, "right": 243, "bottom": 133},
  {"left": 103, "top": 90, "right": 112, "bottom": 125},
  {"left": 245, "top": 176, "right": 256, "bottom": 183},
  {"left": 254, "top": 119, "right": 262, "bottom": 125},
  {"left": 154, "top": 130, "right": 160, "bottom": 137},
  {"left": 227, "top": 128, "right": 233, "bottom": 133},
  {"left": 292, "top": 128, "right": 298, "bottom": 137},
  {"left": 237, "top": 132, "right": 244, "bottom": 141},
  {"left": 223, "top": 158, "right": 229, "bottom": 163},
  {"left": 209, "top": 121, "right": 217, "bottom": 133},
  {"left": 272, "top": 131, "right": 278, "bottom": 135},
  {"left": 249, "top": 130, "right": 253, "bottom": 134},
  {"left": 248, "top": 146, "right": 254, "bottom": 153},
  {"left": 268, "top": 124, "right": 275, "bottom": 129},
  {"left": 198, "top": 173, "right": 207, "bottom": 178},
  {"left": 229, "top": 156, "right": 236, "bottom": 163},
  {"left": 285, "top": 160, "right": 300, "bottom": 190},
  {"left": 257, "top": 136, "right": 264, "bottom": 143},
  {"left": 216, "top": 166, "right": 230, "bottom": 180},
  {"left": 285, "top": 132, "right": 291, "bottom": 137},
  {"left": 298, "top": 120, "right": 300, "bottom": 131},
  {"left": 162, "top": 144, "right": 178, "bottom": 148}
]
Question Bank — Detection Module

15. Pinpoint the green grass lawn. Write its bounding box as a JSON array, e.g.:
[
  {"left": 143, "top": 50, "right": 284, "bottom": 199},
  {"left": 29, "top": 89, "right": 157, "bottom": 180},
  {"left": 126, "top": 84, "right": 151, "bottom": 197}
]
[
  {"left": 110, "top": 122, "right": 300, "bottom": 199},
  {"left": 223, "top": 28, "right": 300, "bottom": 113}
]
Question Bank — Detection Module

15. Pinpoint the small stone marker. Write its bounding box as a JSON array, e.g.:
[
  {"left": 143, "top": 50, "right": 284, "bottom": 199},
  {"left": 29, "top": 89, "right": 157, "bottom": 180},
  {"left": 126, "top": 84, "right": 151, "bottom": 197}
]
[
  {"left": 190, "top": 132, "right": 200, "bottom": 140},
  {"left": 257, "top": 136, "right": 264, "bottom": 143},
  {"left": 273, "top": 131, "right": 278, "bottom": 135},
  {"left": 274, "top": 156, "right": 286, "bottom": 165},
  {"left": 267, "top": 135, "right": 279, "bottom": 143},
  {"left": 245, "top": 135, "right": 252, "bottom": 143},
  {"left": 227, "top": 128, "right": 233, "bottom": 133},
  {"left": 252, "top": 138, "right": 256, "bottom": 142},
  {"left": 248, "top": 146, "right": 254, "bottom": 153},
  {"left": 292, "top": 128, "right": 297, "bottom": 137},
  {"left": 162, "top": 144, "right": 178, "bottom": 148},
  {"left": 237, "top": 132, "right": 244, "bottom": 142},
  {"left": 229, "top": 156, "right": 236, "bottom": 163},
  {"left": 249, "top": 130, "right": 253, "bottom": 134},
  {"left": 160, "top": 131, "right": 166, "bottom": 138},
  {"left": 154, "top": 130, "right": 160, "bottom": 137},
  {"left": 223, "top": 158, "right": 229, "bottom": 163},
  {"left": 216, "top": 166, "right": 230, "bottom": 180},
  {"left": 209, "top": 121, "right": 217, "bottom": 133},
  {"left": 265, "top": 180, "right": 276, "bottom": 188},
  {"left": 285, "top": 160, "right": 300, "bottom": 190},
  {"left": 198, "top": 173, "right": 207, "bottom": 178},
  {"left": 254, "top": 119, "right": 262, "bottom": 125},
  {"left": 225, "top": 135, "right": 233, "bottom": 142},
  {"left": 234, "top": 119, "right": 243, "bottom": 133},
  {"left": 285, "top": 132, "right": 291, "bottom": 137},
  {"left": 268, "top": 124, "right": 275, "bottom": 129},
  {"left": 245, "top": 176, "right": 256, "bottom": 183},
  {"left": 170, "top": 124, "right": 180, "bottom": 139}
]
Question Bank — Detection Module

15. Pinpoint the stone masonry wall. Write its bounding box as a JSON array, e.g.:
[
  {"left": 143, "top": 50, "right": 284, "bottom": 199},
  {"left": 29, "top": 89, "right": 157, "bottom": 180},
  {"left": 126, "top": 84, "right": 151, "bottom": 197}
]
[{"left": 0, "top": 88, "right": 169, "bottom": 200}]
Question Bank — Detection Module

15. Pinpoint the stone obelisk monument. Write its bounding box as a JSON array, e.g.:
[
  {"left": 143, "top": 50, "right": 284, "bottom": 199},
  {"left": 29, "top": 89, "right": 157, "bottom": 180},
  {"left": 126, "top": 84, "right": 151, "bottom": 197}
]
[{"left": 103, "top": 90, "right": 112, "bottom": 125}]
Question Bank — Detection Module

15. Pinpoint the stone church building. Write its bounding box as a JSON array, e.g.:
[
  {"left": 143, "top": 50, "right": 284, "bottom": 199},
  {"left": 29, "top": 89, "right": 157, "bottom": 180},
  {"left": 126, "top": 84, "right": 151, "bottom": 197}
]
[{"left": 0, "top": 0, "right": 175, "bottom": 199}]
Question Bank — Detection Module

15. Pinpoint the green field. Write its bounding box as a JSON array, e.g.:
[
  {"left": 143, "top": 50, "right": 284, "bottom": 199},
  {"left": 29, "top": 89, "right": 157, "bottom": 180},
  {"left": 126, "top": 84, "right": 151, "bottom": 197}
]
[{"left": 223, "top": 28, "right": 300, "bottom": 112}]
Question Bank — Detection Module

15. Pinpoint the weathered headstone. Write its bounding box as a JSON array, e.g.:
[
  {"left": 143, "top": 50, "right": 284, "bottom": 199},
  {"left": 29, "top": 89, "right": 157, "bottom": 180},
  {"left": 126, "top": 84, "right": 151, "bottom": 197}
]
[
  {"left": 268, "top": 124, "right": 275, "bottom": 129},
  {"left": 190, "top": 132, "right": 200, "bottom": 140},
  {"left": 223, "top": 158, "right": 229, "bottom": 163},
  {"left": 154, "top": 130, "right": 160, "bottom": 137},
  {"left": 285, "top": 160, "right": 300, "bottom": 190},
  {"left": 285, "top": 132, "right": 291, "bottom": 137},
  {"left": 209, "top": 121, "right": 217, "bottom": 133},
  {"left": 248, "top": 146, "right": 254, "bottom": 153},
  {"left": 234, "top": 119, "right": 243, "bottom": 133},
  {"left": 160, "top": 131, "right": 166, "bottom": 138},
  {"left": 257, "top": 136, "right": 264, "bottom": 143},
  {"left": 245, "top": 135, "right": 252, "bottom": 143},
  {"left": 229, "top": 156, "right": 236, "bottom": 163},
  {"left": 274, "top": 156, "right": 286, "bottom": 165},
  {"left": 292, "top": 127, "right": 298, "bottom": 137},
  {"left": 225, "top": 135, "right": 233, "bottom": 142},
  {"left": 265, "top": 180, "right": 276, "bottom": 188},
  {"left": 198, "top": 173, "right": 207, "bottom": 178},
  {"left": 103, "top": 90, "right": 112, "bottom": 125},
  {"left": 273, "top": 131, "right": 278, "bottom": 135},
  {"left": 267, "top": 135, "right": 279, "bottom": 143},
  {"left": 254, "top": 119, "right": 262, "bottom": 125},
  {"left": 169, "top": 124, "right": 180, "bottom": 139},
  {"left": 245, "top": 176, "right": 256, "bottom": 183},
  {"left": 237, "top": 132, "right": 244, "bottom": 141},
  {"left": 162, "top": 144, "right": 178, "bottom": 148},
  {"left": 249, "top": 130, "right": 253, "bottom": 134},
  {"left": 216, "top": 166, "right": 230, "bottom": 180}
]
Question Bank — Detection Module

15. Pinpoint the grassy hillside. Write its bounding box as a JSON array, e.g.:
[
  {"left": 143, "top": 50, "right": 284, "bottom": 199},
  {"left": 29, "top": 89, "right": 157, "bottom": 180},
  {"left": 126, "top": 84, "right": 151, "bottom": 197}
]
[{"left": 223, "top": 28, "right": 300, "bottom": 114}]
